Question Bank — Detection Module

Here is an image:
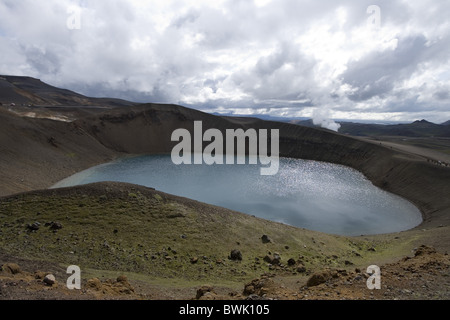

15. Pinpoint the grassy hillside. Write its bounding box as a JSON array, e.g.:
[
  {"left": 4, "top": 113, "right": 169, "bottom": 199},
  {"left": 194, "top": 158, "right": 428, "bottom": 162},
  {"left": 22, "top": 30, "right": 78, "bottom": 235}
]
[{"left": 0, "top": 182, "right": 404, "bottom": 286}]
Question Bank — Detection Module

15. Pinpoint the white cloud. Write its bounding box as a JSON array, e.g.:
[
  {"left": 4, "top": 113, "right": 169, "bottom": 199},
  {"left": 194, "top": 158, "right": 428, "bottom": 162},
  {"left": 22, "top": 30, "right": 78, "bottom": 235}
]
[{"left": 0, "top": 0, "right": 449, "bottom": 122}]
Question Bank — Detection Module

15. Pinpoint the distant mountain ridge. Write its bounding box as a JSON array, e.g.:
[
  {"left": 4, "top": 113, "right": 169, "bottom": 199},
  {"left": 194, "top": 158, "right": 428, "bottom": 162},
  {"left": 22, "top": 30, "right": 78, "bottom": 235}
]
[
  {"left": 338, "top": 119, "right": 450, "bottom": 137},
  {"left": 1, "top": 75, "right": 449, "bottom": 137},
  {"left": 291, "top": 118, "right": 450, "bottom": 137},
  {"left": 0, "top": 75, "right": 135, "bottom": 107},
  {"left": 213, "top": 112, "right": 450, "bottom": 137}
]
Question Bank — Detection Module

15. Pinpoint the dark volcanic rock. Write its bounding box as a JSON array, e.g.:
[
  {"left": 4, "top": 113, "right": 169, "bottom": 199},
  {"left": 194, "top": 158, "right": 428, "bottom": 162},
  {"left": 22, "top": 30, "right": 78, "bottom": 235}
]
[
  {"left": 49, "top": 221, "right": 63, "bottom": 230},
  {"left": 229, "top": 249, "right": 242, "bottom": 261},
  {"left": 26, "top": 222, "right": 40, "bottom": 231},
  {"left": 296, "top": 265, "right": 306, "bottom": 273}
]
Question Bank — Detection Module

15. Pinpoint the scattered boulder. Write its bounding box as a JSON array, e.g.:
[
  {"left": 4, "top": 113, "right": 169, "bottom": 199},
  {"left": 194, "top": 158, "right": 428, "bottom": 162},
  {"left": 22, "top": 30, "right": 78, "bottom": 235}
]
[
  {"left": 49, "top": 221, "right": 63, "bottom": 230},
  {"left": 1, "top": 263, "right": 21, "bottom": 275},
  {"left": 86, "top": 278, "right": 103, "bottom": 291},
  {"left": 272, "top": 253, "right": 281, "bottom": 265},
  {"left": 26, "top": 222, "right": 40, "bottom": 231},
  {"left": 243, "top": 284, "right": 255, "bottom": 295},
  {"left": 114, "top": 276, "right": 135, "bottom": 294},
  {"left": 287, "top": 258, "right": 296, "bottom": 266},
  {"left": 34, "top": 271, "right": 47, "bottom": 280},
  {"left": 229, "top": 249, "right": 242, "bottom": 261},
  {"left": 353, "top": 275, "right": 363, "bottom": 282},
  {"left": 414, "top": 245, "right": 436, "bottom": 257},
  {"left": 86, "top": 276, "right": 135, "bottom": 295},
  {"left": 263, "top": 254, "right": 281, "bottom": 265},
  {"left": 47, "top": 137, "right": 57, "bottom": 147},
  {"left": 261, "top": 235, "right": 271, "bottom": 244},
  {"left": 190, "top": 257, "right": 199, "bottom": 264},
  {"left": 243, "top": 277, "right": 275, "bottom": 296},
  {"left": 306, "top": 273, "right": 327, "bottom": 287},
  {"left": 306, "top": 270, "right": 336, "bottom": 287},
  {"left": 296, "top": 265, "right": 306, "bottom": 273},
  {"left": 336, "top": 269, "right": 347, "bottom": 277},
  {"left": 352, "top": 251, "right": 361, "bottom": 257},
  {"left": 196, "top": 286, "right": 215, "bottom": 300},
  {"left": 44, "top": 274, "right": 56, "bottom": 286}
]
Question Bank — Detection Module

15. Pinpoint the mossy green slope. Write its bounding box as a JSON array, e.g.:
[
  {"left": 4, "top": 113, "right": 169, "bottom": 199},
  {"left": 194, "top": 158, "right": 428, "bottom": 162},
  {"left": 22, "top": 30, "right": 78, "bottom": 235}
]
[{"left": 0, "top": 182, "right": 409, "bottom": 285}]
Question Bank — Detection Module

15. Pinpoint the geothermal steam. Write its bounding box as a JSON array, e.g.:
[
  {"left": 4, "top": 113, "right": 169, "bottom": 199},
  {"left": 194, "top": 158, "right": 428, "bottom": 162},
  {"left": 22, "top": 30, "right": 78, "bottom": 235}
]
[{"left": 312, "top": 108, "right": 341, "bottom": 132}]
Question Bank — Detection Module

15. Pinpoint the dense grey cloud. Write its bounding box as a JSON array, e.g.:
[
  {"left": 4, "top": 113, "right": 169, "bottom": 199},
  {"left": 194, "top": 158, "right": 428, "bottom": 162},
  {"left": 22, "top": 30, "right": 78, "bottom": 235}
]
[
  {"left": 0, "top": 0, "right": 449, "bottom": 123},
  {"left": 343, "top": 36, "right": 427, "bottom": 101}
]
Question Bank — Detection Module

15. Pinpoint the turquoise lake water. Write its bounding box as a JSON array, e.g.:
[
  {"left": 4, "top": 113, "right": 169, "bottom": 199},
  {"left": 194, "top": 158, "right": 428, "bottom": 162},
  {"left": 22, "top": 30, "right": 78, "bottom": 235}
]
[{"left": 52, "top": 155, "right": 422, "bottom": 236}]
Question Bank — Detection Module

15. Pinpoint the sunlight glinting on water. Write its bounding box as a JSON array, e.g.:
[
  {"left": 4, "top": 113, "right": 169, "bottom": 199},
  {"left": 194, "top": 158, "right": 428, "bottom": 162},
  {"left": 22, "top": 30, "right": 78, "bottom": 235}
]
[{"left": 52, "top": 155, "right": 423, "bottom": 236}]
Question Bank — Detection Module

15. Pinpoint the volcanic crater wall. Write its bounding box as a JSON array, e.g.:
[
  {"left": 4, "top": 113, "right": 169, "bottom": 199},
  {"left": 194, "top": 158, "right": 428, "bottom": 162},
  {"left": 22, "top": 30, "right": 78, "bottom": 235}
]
[{"left": 1, "top": 103, "right": 449, "bottom": 227}]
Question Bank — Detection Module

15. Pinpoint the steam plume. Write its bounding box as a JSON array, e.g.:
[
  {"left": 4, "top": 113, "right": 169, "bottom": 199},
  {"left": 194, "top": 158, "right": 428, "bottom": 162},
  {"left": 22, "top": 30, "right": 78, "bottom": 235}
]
[{"left": 312, "top": 108, "right": 341, "bottom": 132}]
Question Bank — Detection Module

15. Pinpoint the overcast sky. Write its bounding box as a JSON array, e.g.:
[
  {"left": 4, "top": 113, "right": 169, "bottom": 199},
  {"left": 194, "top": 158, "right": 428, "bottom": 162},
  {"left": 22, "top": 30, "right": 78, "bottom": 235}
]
[{"left": 1, "top": 0, "right": 449, "bottom": 124}]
